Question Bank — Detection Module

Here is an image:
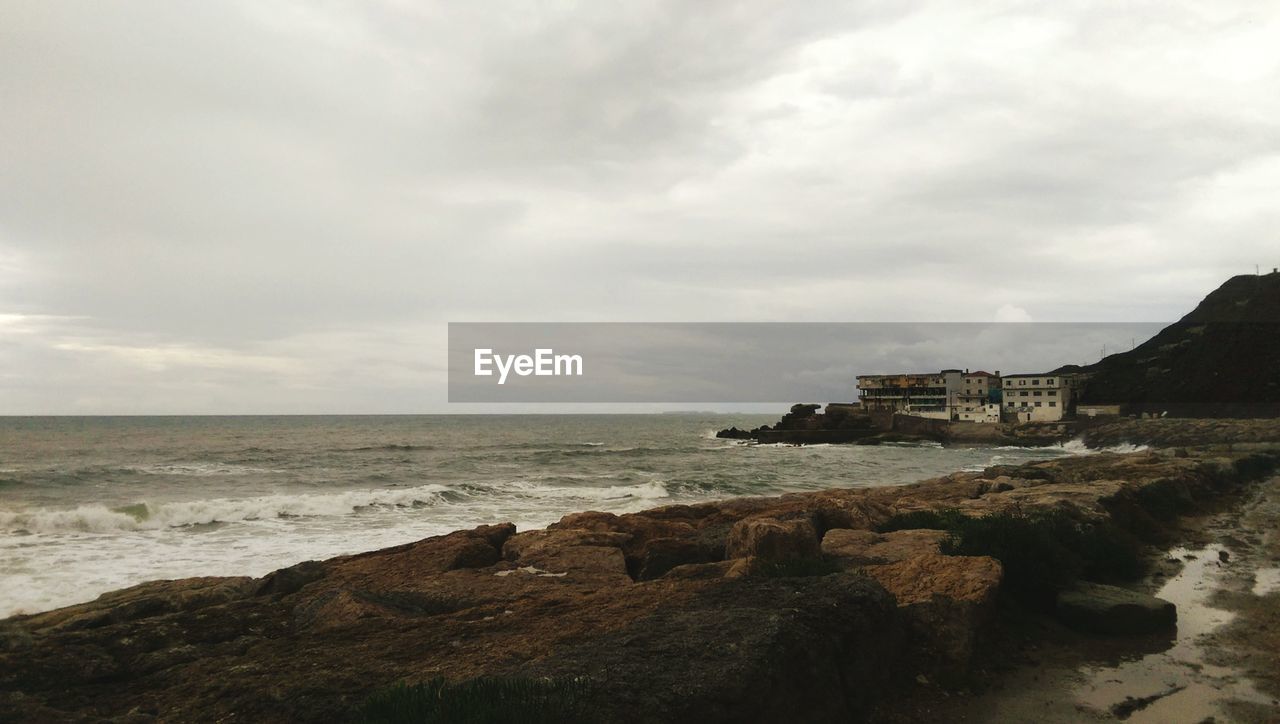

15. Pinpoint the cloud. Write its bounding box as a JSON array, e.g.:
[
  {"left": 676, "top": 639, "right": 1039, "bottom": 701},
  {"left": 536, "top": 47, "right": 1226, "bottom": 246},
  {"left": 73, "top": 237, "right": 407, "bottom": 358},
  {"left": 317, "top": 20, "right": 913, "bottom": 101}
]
[
  {"left": 1, "top": 1, "right": 1278, "bottom": 412},
  {"left": 994, "top": 305, "right": 1033, "bottom": 323}
]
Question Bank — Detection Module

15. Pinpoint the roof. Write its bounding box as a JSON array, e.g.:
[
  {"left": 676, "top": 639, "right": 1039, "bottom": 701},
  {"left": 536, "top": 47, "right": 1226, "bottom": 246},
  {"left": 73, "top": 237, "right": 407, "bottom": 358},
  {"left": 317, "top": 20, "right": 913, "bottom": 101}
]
[
  {"left": 855, "top": 372, "right": 945, "bottom": 379},
  {"left": 1002, "top": 372, "right": 1076, "bottom": 378}
]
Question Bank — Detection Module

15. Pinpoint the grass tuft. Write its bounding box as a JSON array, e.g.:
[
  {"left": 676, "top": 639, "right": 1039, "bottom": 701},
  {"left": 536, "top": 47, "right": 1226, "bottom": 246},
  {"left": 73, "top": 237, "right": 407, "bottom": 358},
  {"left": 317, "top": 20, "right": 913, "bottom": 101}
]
[{"left": 939, "top": 509, "right": 1144, "bottom": 605}]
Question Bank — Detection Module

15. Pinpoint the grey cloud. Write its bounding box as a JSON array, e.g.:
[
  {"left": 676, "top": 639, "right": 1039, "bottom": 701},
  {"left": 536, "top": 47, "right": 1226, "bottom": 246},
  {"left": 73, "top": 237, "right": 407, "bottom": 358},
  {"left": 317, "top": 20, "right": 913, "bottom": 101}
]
[{"left": 1, "top": 1, "right": 1278, "bottom": 412}]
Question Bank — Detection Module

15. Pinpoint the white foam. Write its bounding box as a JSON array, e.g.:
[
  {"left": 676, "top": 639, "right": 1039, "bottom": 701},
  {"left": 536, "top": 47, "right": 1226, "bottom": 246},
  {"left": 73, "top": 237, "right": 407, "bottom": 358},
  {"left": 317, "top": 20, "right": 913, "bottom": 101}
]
[
  {"left": 1054, "top": 439, "right": 1149, "bottom": 455},
  {"left": 0, "top": 483, "right": 451, "bottom": 533},
  {"left": 503, "top": 479, "right": 670, "bottom": 502},
  {"left": 126, "top": 462, "right": 278, "bottom": 476}
]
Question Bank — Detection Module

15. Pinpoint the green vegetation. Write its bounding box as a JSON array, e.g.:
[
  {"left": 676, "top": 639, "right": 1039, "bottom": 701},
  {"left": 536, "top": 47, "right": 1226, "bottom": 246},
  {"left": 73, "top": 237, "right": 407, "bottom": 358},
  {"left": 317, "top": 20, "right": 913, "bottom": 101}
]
[
  {"left": 880, "top": 507, "right": 1143, "bottom": 606},
  {"left": 358, "top": 676, "right": 590, "bottom": 724}
]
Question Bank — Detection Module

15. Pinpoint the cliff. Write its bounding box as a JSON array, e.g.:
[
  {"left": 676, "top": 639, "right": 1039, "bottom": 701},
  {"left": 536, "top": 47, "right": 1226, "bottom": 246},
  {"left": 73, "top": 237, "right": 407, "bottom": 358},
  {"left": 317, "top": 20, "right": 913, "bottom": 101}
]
[
  {"left": 1072, "top": 272, "right": 1280, "bottom": 416},
  {"left": 4, "top": 430, "right": 1280, "bottom": 722}
]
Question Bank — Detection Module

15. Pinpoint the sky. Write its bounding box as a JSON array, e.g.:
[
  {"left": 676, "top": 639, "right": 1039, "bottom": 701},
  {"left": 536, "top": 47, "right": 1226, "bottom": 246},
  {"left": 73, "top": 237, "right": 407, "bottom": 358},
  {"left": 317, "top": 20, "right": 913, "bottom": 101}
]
[{"left": 2, "top": 1, "right": 1278, "bottom": 414}]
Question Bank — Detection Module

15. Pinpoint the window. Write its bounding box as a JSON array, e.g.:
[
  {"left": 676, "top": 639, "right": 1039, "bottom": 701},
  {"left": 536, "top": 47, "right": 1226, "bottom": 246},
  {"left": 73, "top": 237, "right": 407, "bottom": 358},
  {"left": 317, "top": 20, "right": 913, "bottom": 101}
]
[
  {"left": 1032, "top": 379, "right": 1040, "bottom": 385},
  {"left": 1047, "top": 378, "right": 1055, "bottom": 385},
  {"left": 1020, "top": 391, "right": 1028, "bottom": 396},
  {"left": 1034, "top": 391, "right": 1042, "bottom": 396},
  {"left": 1035, "top": 401, "right": 1042, "bottom": 407},
  {"left": 1048, "top": 390, "right": 1056, "bottom": 396},
  {"left": 1049, "top": 401, "right": 1056, "bottom": 407}
]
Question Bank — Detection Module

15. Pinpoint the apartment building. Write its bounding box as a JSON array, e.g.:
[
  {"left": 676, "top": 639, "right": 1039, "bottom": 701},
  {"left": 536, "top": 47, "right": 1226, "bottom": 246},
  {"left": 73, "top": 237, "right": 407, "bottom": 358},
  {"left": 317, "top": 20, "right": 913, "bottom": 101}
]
[
  {"left": 1002, "top": 373, "right": 1080, "bottom": 422},
  {"left": 856, "top": 369, "right": 963, "bottom": 420},
  {"left": 956, "top": 370, "right": 1002, "bottom": 422}
]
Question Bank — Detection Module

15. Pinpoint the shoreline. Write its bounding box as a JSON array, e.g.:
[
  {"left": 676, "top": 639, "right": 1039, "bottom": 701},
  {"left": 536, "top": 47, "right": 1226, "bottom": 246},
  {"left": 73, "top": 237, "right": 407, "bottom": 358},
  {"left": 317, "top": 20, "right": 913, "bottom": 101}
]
[
  {"left": 880, "top": 471, "right": 1280, "bottom": 722},
  {"left": 3, "top": 428, "right": 1280, "bottom": 721}
]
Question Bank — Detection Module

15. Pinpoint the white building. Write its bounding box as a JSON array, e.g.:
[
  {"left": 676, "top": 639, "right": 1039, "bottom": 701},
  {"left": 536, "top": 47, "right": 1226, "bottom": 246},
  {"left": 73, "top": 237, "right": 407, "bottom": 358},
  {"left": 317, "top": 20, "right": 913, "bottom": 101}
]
[
  {"left": 1002, "top": 373, "right": 1080, "bottom": 422},
  {"left": 856, "top": 369, "right": 963, "bottom": 420},
  {"left": 956, "top": 370, "right": 1001, "bottom": 422}
]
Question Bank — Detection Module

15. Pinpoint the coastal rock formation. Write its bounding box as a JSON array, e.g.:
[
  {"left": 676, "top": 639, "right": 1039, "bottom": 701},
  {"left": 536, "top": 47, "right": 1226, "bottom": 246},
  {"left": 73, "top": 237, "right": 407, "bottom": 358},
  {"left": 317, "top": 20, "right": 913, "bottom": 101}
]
[
  {"left": 1082, "top": 417, "right": 1280, "bottom": 449},
  {"left": 820, "top": 528, "right": 1003, "bottom": 677},
  {"left": 715, "top": 402, "right": 881, "bottom": 443},
  {"left": 1056, "top": 582, "right": 1177, "bottom": 635},
  {"left": 725, "top": 517, "right": 821, "bottom": 561},
  {"left": 2, "top": 446, "right": 1278, "bottom": 722}
]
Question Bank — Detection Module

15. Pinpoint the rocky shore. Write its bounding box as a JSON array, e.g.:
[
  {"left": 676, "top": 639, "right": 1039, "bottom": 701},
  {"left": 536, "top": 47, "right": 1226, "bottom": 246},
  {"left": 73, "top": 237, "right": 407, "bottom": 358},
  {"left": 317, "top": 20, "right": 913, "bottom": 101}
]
[
  {"left": 716, "top": 403, "right": 1077, "bottom": 446},
  {"left": 4, "top": 432, "right": 1280, "bottom": 721}
]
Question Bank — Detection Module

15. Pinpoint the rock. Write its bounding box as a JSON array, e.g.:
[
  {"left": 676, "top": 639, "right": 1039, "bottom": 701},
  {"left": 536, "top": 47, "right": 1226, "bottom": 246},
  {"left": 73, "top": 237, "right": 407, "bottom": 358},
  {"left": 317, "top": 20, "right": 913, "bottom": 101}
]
[
  {"left": 17, "top": 577, "right": 258, "bottom": 634},
  {"left": 519, "top": 573, "right": 906, "bottom": 723},
  {"left": 549, "top": 511, "right": 695, "bottom": 558},
  {"left": 472, "top": 522, "right": 518, "bottom": 550},
  {"left": 1055, "top": 581, "right": 1176, "bottom": 635},
  {"left": 821, "top": 529, "right": 948, "bottom": 566},
  {"left": 820, "top": 529, "right": 883, "bottom": 561},
  {"left": 518, "top": 545, "right": 631, "bottom": 581},
  {"left": 865, "top": 554, "right": 1001, "bottom": 608},
  {"left": 501, "top": 528, "right": 630, "bottom": 562},
  {"left": 725, "top": 517, "right": 820, "bottom": 562},
  {"left": 864, "top": 553, "right": 1003, "bottom": 680},
  {"left": 661, "top": 561, "right": 736, "bottom": 580},
  {"left": 4, "top": 446, "right": 1277, "bottom": 722},
  {"left": 256, "top": 560, "right": 326, "bottom": 597},
  {"left": 635, "top": 537, "right": 717, "bottom": 580},
  {"left": 714, "top": 426, "right": 754, "bottom": 440},
  {"left": 821, "top": 527, "right": 1001, "bottom": 680}
]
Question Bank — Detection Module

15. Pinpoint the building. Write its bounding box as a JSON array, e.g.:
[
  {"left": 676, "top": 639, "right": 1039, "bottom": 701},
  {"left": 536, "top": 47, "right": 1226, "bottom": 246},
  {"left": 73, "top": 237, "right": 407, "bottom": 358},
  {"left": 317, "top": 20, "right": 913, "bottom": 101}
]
[
  {"left": 856, "top": 369, "right": 963, "bottom": 420},
  {"left": 956, "top": 370, "right": 1002, "bottom": 422},
  {"left": 1002, "top": 373, "right": 1080, "bottom": 422}
]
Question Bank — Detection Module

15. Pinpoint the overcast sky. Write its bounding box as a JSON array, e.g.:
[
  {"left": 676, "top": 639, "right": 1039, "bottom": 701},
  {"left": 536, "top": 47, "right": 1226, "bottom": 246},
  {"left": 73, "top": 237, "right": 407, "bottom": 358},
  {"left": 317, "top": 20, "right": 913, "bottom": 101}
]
[{"left": 2, "top": 1, "right": 1278, "bottom": 414}]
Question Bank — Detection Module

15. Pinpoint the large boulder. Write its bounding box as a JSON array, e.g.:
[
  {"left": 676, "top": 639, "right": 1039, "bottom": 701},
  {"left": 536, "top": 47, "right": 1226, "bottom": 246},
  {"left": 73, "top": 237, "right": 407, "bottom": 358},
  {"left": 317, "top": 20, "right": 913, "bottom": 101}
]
[
  {"left": 822, "top": 528, "right": 947, "bottom": 565},
  {"left": 1056, "top": 581, "right": 1176, "bottom": 634},
  {"left": 501, "top": 528, "right": 631, "bottom": 561},
  {"left": 13, "top": 577, "right": 258, "bottom": 634},
  {"left": 725, "top": 517, "right": 820, "bottom": 562},
  {"left": 821, "top": 527, "right": 1002, "bottom": 680},
  {"left": 519, "top": 573, "right": 906, "bottom": 723}
]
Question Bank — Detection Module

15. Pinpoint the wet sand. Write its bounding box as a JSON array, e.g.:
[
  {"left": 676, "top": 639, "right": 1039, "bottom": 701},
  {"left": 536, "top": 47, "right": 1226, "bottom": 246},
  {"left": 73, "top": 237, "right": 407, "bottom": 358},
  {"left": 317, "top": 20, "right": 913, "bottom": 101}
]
[{"left": 882, "top": 474, "right": 1280, "bottom": 723}]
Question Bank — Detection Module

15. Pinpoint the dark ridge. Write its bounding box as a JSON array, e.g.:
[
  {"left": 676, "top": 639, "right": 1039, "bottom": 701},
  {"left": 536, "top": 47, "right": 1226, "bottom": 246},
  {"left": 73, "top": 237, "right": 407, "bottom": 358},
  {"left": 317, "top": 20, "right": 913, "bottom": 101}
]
[{"left": 1069, "top": 272, "right": 1280, "bottom": 416}]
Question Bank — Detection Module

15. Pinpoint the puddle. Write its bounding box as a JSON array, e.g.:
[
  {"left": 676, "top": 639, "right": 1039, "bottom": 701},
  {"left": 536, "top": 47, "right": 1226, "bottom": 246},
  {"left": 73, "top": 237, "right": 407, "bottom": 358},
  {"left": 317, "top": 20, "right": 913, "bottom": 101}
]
[
  {"left": 1252, "top": 567, "right": 1280, "bottom": 596},
  {"left": 1074, "top": 544, "right": 1272, "bottom": 721}
]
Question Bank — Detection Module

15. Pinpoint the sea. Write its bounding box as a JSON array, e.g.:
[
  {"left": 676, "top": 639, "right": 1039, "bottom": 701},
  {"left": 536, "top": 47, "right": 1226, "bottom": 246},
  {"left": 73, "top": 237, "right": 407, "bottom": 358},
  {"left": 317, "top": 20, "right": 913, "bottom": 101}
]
[{"left": 0, "top": 414, "right": 1099, "bottom": 617}]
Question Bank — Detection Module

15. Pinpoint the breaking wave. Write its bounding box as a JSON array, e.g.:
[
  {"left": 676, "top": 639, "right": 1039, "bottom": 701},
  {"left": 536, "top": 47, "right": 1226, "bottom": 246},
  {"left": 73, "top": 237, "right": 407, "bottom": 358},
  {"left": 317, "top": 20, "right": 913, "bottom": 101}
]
[
  {"left": 0, "top": 478, "right": 671, "bottom": 535},
  {"left": 1054, "top": 439, "right": 1150, "bottom": 455},
  {"left": 0, "top": 484, "right": 452, "bottom": 534}
]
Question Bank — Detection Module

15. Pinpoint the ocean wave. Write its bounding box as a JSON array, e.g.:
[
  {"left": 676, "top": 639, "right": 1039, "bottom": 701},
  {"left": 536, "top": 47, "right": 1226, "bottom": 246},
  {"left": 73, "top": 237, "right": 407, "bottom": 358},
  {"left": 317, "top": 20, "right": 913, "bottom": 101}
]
[
  {"left": 529, "top": 445, "right": 690, "bottom": 458},
  {"left": 126, "top": 462, "right": 279, "bottom": 476},
  {"left": 344, "top": 444, "right": 436, "bottom": 452},
  {"left": 1054, "top": 439, "right": 1150, "bottom": 455},
  {"left": 0, "top": 477, "right": 672, "bottom": 534},
  {"left": 0, "top": 484, "right": 452, "bottom": 534},
  {"left": 501, "top": 479, "right": 670, "bottom": 502}
]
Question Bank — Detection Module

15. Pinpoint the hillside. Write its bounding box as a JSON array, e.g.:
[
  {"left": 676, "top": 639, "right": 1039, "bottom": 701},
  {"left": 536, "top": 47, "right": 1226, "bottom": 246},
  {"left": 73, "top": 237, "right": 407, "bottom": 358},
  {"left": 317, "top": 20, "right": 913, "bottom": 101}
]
[{"left": 1071, "top": 272, "right": 1280, "bottom": 416}]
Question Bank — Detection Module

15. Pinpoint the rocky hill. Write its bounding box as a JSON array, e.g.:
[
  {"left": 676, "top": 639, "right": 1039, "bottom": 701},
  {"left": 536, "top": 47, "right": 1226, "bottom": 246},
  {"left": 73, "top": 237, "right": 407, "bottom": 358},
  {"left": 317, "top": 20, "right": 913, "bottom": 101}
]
[{"left": 1072, "top": 272, "right": 1280, "bottom": 416}]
